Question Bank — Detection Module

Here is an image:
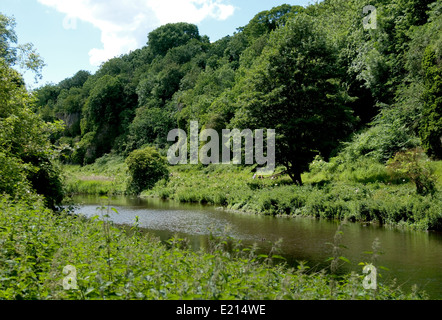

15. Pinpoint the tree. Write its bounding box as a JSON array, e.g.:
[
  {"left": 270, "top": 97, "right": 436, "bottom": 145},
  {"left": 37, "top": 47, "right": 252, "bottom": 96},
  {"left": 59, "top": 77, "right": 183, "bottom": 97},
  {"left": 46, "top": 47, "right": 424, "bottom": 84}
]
[
  {"left": 58, "top": 70, "right": 90, "bottom": 90},
  {"left": 1, "top": 12, "right": 64, "bottom": 209},
  {"left": 34, "top": 84, "right": 60, "bottom": 121},
  {"left": 241, "top": 4, "right": 304, "bottom": 41},
  {"left": 387, "top": 148, "right": 437, "bottom": 196},
  {"left": 0, "top": 57, "right": 64, "bottom": 210},
  {"left": 420, "top": 46, "right": 442, "bottom": 159},
  {"left": 231, "top": 14, "right": 356, "bottom": 185},
  {"left": 399, "top": 1, "right": 442, "bottom": 159},
  {"left": 125, "top": 146, "right": 169, "bottom": 195},
  {"left": 147, "top": 23, "right": 201, "bottom": 57},
  {"left": 0, "top": 14, "right": 44, "bottom": 81},
  {"left": 126, "top": 106, "right": 175, "bottom": 152},
  {"left": 80, "top": 75, "right": 128, "bottom": 163}
]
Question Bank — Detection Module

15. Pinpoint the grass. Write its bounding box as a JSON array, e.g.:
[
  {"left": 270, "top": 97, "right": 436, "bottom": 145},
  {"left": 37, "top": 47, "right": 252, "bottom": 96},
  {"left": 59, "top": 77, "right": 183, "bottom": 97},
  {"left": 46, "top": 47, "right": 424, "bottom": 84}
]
[
  {"left": 62, "top": 154, "right": 127, "bottom": 196},
  {"left": 0, "top": 196, "right": 428, "bottom": 300},
  {"left": 143, "top": 161, "right": 442, "bottom": 231}
]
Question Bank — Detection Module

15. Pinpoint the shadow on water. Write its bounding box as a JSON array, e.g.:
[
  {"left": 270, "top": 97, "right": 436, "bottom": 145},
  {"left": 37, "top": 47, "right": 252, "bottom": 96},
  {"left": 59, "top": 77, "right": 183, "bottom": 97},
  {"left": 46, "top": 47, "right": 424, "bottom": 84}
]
[{"left": 70, "top": 195, "right": 442, "bottom": 299}]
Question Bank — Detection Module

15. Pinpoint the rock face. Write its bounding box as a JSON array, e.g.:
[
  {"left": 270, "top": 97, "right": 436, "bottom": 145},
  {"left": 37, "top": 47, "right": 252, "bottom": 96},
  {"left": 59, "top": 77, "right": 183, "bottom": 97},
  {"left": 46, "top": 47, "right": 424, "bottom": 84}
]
[{"left": 57, "top": 112, "right": 81, "bottom": 136}]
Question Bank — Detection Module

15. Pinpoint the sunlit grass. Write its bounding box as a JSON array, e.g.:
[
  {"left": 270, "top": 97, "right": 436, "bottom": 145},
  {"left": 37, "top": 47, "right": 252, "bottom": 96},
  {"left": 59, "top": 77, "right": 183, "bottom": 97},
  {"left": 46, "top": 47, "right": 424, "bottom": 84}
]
[
  {"left": 144, "top": 162, "right": 442, "bottom": 231},
  {"left": 62, "top": 155, "right": 128, "bottom": 195}
]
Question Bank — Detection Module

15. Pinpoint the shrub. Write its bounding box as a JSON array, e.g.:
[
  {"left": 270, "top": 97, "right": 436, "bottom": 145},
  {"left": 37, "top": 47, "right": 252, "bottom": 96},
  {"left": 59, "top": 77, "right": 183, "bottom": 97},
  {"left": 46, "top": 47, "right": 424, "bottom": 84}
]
[
  {"left": 387, "top": 148, "right": 437, "bottom": 196},
  {"left": 125, "top": 146, "right": 169, "bottom": 195}
]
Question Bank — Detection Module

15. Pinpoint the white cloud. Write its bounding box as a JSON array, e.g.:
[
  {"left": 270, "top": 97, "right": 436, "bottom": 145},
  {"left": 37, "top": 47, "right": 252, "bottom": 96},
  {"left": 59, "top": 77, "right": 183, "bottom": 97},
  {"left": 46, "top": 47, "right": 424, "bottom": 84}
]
[{"left": 37, "top": 0, "right": 235, "bottom": 66}]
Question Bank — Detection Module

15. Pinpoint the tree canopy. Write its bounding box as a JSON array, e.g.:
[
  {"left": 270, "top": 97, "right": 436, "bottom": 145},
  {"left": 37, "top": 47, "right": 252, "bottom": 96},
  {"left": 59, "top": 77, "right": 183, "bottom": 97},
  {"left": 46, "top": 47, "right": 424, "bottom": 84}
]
[
  {"left": 231, "top": 14, "right": 356, "bottom": 184},
  {"left": 1, "top": 14, "right": 64, "bottom": 209}
]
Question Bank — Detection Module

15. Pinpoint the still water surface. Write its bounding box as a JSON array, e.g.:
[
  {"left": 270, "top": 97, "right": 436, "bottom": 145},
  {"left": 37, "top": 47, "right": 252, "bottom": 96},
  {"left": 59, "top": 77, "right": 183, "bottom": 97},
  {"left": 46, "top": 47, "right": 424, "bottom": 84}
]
[{"left": 72, "top": 195, "right": 442, "bottom": 299}]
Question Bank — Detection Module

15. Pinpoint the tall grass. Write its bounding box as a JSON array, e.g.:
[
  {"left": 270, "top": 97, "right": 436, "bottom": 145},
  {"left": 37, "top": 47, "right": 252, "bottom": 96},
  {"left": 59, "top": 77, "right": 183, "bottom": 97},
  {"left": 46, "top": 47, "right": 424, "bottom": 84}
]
[
  {"left": 144, "top": 161, "right": 442, "bottom": 231},
  {"left": 63, "top": 154, "right": 128, "bottom": 195}
]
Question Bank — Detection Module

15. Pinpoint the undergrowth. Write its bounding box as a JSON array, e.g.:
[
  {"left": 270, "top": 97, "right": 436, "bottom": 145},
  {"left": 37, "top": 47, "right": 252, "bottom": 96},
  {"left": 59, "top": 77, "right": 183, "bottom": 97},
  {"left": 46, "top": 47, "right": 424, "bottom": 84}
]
[
  {"left": 143, "top": 162, "right": 442, "bottom": 231},
  {"left": 0, "top": 197, "right": 428, "bottom": 300}
]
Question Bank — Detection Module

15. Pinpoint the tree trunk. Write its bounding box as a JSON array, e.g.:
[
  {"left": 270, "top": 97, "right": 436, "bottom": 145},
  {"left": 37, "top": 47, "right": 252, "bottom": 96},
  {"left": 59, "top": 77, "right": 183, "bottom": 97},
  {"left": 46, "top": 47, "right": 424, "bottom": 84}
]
[{"left": 287, "top": 168, "right": 303, "bottom": 186}]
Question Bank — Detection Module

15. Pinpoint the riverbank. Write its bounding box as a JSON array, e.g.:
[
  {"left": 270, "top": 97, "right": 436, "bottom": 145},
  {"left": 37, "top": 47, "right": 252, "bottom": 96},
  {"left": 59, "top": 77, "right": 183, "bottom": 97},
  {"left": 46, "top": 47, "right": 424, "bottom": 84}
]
[
  {"left": 0, "top": 196, "right": 428, "bottom": 300},
  {"left": 63, "top": 155, "right": 442, "bottom": 231},
  {"left": 145, "top": 164, "right": 442, "bottom": 231}
]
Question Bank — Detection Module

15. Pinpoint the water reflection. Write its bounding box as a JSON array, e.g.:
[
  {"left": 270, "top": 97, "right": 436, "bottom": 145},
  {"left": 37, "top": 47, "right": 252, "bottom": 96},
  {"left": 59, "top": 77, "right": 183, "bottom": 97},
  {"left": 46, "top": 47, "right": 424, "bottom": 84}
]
[{"left": 71, "top": 195, "right": 442, "bottom": 299}]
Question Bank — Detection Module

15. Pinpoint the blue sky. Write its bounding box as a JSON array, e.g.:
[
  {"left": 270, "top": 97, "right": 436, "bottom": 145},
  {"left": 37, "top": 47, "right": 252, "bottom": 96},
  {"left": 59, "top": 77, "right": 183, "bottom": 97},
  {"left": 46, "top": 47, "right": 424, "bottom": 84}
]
[{"left": 1, "top": 0, "right": 314, "bottom": 88}]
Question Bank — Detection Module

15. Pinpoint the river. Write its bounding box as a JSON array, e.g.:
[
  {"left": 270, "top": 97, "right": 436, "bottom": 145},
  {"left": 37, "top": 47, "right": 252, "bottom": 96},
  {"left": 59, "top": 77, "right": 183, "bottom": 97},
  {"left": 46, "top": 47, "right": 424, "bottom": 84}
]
[{"left": 71, "top": 195, "right": 442, "bottom": 299}]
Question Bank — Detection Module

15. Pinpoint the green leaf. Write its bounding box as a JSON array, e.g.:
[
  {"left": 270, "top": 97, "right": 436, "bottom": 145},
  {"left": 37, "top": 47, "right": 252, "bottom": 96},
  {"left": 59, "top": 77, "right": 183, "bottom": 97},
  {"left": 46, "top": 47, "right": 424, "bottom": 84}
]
[{"left": 339, "top": 256, "right": 350, "bottom": 264}]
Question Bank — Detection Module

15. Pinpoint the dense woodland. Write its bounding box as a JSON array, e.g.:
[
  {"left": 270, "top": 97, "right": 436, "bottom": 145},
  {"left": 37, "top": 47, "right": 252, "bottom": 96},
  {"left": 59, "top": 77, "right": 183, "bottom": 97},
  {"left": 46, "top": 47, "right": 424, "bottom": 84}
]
[{"left": 36, "top": 0, "right": 441, "bottom": 175}]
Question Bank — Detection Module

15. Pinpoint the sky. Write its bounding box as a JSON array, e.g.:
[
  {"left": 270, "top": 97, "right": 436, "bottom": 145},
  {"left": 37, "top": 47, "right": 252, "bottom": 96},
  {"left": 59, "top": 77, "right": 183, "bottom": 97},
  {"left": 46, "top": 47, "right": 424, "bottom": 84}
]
[{"left": 1, "top": 0, "right": 315, "bottom": 89}]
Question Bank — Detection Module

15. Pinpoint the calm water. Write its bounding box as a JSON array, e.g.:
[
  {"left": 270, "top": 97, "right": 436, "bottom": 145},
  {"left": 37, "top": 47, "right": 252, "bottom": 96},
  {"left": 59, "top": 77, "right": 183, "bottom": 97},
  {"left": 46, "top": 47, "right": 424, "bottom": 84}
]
[{"left": 71, "top": 195, "right": 442, "bottom": 299}]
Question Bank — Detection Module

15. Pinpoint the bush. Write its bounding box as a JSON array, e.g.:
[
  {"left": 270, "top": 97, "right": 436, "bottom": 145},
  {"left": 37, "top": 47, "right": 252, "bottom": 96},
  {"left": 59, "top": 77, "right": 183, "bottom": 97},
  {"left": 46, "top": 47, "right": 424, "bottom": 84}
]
[
  {"left": 387, "top": 148, "right": 437, "bottom": 196},
  {"left": 125, "top": 146, "right": 169, "bottom": 195}
]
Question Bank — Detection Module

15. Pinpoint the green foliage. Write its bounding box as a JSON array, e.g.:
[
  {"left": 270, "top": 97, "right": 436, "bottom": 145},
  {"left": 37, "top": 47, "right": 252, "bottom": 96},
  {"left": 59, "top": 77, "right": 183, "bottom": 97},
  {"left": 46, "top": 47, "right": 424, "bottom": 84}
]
[
  {"left": 126, "top": 106, "right": 175, "bottom": 151},
  {"left": 0, "top": 14, "right": 17, "bottom": 64},
  {"left": 78, "top": 74, "right": 134, "bottom": 164},
  {"left": 0, "top": 197, "right": 428, "bottom": 300},
  {"left": 241, "top": 4, "right": 305, "bottom": 41},
  {"left": 0, "top": 151, "right": 31, "bottom": 197},
  {"left": 58, "top": 70, "right": 90, "bottom": 91},
  {"left": 420, "top": 46, "right": 442, "bottom": 159},
  {"left": 231, "top": 14, "right": 356, "bottom": 184},
  {"left": 63, "top": 155, "right": 127, "bottom": 196},
  {"left": 125, "top": 146, "right": 169, "bottom": 195},
  {"left": 0, "top": 55, "right": 64, "bottom": 209},
  {"left": 338, "top": 110, "right": 421, "bottom": 164},
  {"left": 147, "top": 23, "right": 201, "bottom": 57},
  {"left": 0, "top": 14, "right": 44, "bottom": 81},
  {"left": 395, "top": 1, "right": 442, "bottom": 160},
  {"left": 387, "top": 148, "right": 437, "bottom": 195},
  {"left": 177, "top": 63, "right": 236, "bottom": 128}
]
